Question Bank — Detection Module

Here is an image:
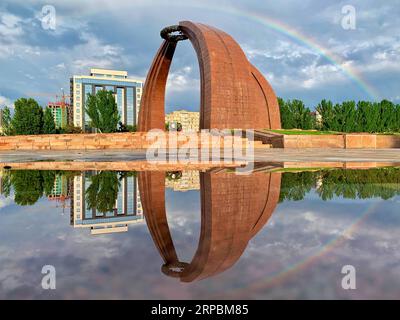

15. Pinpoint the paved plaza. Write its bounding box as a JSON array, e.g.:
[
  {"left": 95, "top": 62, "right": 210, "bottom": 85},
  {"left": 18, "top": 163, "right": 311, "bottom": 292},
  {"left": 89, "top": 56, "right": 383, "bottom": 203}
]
[{"left": 0, "top": 149, "right": 399, "bottom": 164}]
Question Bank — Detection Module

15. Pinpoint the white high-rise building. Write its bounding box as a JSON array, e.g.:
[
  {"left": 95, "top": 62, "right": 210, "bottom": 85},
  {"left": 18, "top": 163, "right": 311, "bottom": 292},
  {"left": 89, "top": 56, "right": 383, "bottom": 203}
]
[{"left": 70, "top": 68, "right": 143, "bottom": 131}]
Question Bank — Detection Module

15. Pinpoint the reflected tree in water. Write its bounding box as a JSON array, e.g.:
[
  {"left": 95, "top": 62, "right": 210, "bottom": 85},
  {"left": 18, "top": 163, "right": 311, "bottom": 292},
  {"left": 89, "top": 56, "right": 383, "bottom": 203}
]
[
  {"left": 1, "top": 167, "right": 399, "bottom": 207},
  {"left": 11, "top": 170, "right": 56, "bottom": 205},
  {"left": 85, "top": 171, "right": 120, "bottom": 213},
  {"left": 279, "top": 171, "right": 316, "bottom": 202},
  {"left": 1, "top": 171, "right": 11, "bottom": 197},
  {"left": 1, "top": 170, "right": 79, "bottom": 206},
  {"left": 317, "top": 168, "right": 400, "bottom": 200},
  {"left": 279, "top": 168, "right": 400, "bottom": 202}
]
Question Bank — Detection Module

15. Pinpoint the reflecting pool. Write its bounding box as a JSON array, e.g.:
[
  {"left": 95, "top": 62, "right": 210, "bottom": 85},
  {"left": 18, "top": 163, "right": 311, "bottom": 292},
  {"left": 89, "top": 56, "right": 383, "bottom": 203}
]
[{"left": 0, "top": 167, "right": 400, "bottom": 299}]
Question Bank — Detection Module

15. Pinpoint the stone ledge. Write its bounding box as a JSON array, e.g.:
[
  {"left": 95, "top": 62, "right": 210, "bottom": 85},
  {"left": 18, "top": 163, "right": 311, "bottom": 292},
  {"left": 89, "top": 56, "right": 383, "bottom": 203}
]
[
  {"left": 281, "top": 133, "right": 400, "bottom": 149},
  {"left": 0, "top": 132, "right": 270, "bottom": 151}
]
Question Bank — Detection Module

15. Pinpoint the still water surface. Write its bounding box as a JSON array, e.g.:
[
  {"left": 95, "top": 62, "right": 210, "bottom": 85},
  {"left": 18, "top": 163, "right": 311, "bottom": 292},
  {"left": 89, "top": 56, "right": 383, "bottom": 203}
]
[{"left": 0, "top": 167, "right": 399, "bottom": 299}]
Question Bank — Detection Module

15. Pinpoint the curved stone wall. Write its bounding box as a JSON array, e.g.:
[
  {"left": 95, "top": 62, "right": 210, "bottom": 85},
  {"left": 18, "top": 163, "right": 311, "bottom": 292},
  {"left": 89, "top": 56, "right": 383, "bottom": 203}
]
[{"left": 138, "top": 21, "right": 281, "bottom": 131}]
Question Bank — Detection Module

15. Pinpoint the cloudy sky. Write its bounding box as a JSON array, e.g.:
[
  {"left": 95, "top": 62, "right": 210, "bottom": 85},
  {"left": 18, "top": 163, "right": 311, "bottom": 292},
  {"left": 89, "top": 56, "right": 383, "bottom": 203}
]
[{"left": 0, "top": 0, "right": 399, "bottom": 111}]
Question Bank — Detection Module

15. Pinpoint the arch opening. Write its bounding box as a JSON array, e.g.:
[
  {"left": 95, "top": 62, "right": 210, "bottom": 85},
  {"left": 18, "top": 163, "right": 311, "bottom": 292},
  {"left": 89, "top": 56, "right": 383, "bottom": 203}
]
[{"left": 165, "top": 40, "right": 201, "bottom": 132}]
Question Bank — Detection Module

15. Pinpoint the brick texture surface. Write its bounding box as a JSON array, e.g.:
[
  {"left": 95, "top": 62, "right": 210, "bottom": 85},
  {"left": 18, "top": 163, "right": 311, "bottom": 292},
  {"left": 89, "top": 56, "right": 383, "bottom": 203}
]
[
  {"left": 282, "top": 134, "right": 400, "bottom": 149},
  {"left": 138, "top": 21, "right": 281, "bottom": 131},
  {"left": 0, "top": 132, "right": 267, "bottom": 151}
]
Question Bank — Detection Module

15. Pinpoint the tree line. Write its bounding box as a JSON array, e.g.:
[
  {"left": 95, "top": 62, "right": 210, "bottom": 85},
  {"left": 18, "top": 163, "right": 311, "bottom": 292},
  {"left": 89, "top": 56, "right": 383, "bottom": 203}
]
[
  {"left": 1, "top": 98, "right": 57, "bottom": 135},
  {"left": 1, "top": 170, "right": 59, "bottom": 205},
  {"left": 279, "top": 167, "right": 400, "bottom": 202},
  {"left": 3, "top": 168, "right": 400, "bottom": 207},
  {"left": 279, "top": 98, "right": 400, "bottom": 133},
  {"left": 0, "top": 170, "right": 137, "bottom": 210},
  {"left": 0, "top": 91, "right": 136, "bottom": 136},
  {"left": 2, "top": 94, "right": 399, "bottom": 135}
]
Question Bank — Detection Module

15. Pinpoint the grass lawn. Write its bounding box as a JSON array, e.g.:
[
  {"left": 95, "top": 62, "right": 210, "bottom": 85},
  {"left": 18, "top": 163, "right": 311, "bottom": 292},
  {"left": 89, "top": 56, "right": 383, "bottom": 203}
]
[
  {"left": 266, "top": 129, "right": 340, "bottom": 135},
  {"left": 266, "top": 129, "right": 400, "bottom": 135},
  {"left": 378, "top": 132, "right": 400, "bottom": 135}
]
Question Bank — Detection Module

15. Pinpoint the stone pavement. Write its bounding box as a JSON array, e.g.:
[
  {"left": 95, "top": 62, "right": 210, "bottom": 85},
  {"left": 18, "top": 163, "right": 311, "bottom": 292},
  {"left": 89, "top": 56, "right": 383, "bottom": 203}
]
[
  {"left": 0, "top": 148, "right": 399, "bottom": 163},
  {"left": 252, "top": 148, "right": 400, "bottom": 163}
]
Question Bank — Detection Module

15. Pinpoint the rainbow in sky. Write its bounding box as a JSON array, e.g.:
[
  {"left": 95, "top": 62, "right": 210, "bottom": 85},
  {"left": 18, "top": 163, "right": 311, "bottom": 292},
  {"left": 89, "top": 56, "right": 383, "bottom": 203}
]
[{"left": 144, "top": 1, "right": 381, "bottom": 101}]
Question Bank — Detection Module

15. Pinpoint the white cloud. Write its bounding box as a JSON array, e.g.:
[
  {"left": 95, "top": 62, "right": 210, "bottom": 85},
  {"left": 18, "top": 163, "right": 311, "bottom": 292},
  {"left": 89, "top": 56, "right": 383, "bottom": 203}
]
[
  {"left": 0, "top": 0, "right": 399, "bottom": 106},
  {"left": 0, "top": 13, "right": 24, "bottom": 37},
  {"left": 0, "top": 197, "right": 14, "bottom": 210},
  {"left": 0, "top": 95, "right": 13, "bottom": 108},
  {"left": 166, "top": 66, "right": 200, "bottom": 92}
]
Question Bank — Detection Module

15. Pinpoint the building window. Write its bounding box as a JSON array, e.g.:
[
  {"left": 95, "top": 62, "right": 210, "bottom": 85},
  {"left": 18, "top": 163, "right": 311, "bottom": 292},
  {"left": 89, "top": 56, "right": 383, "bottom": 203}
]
[
  {"left": 84, "top": 85, "right": 93, "bottom": 125},
  {"left": 116, "top": 87, "right": 124, "bottom": 122},
  {"left": 126, "top": 87, "right": 134, "bottom": 126}
]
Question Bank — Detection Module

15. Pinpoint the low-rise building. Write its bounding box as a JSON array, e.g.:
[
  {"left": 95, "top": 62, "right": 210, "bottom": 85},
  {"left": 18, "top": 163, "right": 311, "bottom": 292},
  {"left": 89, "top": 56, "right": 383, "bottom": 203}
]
[
  {"left": 165, "top": 110, "right": 200, "bottom": 131},
  {"left": 165, "top": 171, "right": 200, "bottom": 192}
]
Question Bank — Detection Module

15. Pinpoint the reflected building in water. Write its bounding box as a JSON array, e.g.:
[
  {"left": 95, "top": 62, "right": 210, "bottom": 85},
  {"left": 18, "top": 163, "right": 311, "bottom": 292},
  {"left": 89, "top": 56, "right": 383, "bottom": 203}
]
[
  {"left": 48, "top": 175, "right": 70, "bottom": 200},
  {"left": 70, "top": 172, "right": 144, "bottom": 235},
  {"left": 48, "top": 175, "right": 71, "bottom": 213}
]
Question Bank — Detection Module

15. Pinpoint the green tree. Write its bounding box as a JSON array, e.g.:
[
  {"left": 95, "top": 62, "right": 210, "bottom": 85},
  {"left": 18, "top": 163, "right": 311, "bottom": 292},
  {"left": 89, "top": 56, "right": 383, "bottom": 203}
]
[
  {"left": 8, "top": 170, "right": 58, "bottom": 206},
  {"left": 85, "top": 90, "right": 120, "bottom": 133},
  {"left": 287, "top": 99, "right": 314, "bottom": 129},
  {"left": 316, "top": 99, "right": 335, "bottom": 131},
  {"left": 357, "top": 101, "right": 380, "bottom": 133},
  {"left": 127, "top": 124, "right": 137, "bottom": 132},
  {"left": 279, "top": 168, "right": 400, "bottom": 202},
  {"left": 395, "top": 104, "right": 400, "bottom": 132},
  {"left": 12, "top": 98, "right": 43, "bottom": 135},
  {"left": 85, "top": 171, "right": 120, "bottom": 213},
  {"left": 42, "top": 107, "right": 56, "bottom": 134},
  {"left": 379, "top": 100, "right": 396, "bottom": 132},
  {"left": 42, "top": 170, "right": 57, "bottom": 196},
  {"left": 60, "top": 124, "right": 82, "bottom": 134},
  {"left": 11, "top": 170, "right": 44, "bottom": 205},
  {"left": 1, "top": 106, "right": 13, "bottom": 135},
  {"left": 278, "top": 97, "right": 294, "bottom": 129},
  {"left": 279, "top": 171, "right": 316, "bottom": 202},
  {"left": 0, "top": 170, "right": 12, "bottom": 197},
  {"left": 341, "top": 101, "right": 357, "bottom": 132}
]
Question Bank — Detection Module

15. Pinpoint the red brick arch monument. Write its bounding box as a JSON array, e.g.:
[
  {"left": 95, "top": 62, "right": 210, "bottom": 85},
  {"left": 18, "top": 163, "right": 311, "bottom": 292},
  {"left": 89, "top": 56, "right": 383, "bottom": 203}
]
[{"left": 138, "top": 21, "right": 281, "bottom": 130}]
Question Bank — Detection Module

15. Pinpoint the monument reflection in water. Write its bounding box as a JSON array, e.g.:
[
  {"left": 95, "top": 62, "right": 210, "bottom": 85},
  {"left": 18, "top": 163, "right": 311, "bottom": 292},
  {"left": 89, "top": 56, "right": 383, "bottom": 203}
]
[{"left": 139, "top": 170, "right": 281, "bottom": 282}]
